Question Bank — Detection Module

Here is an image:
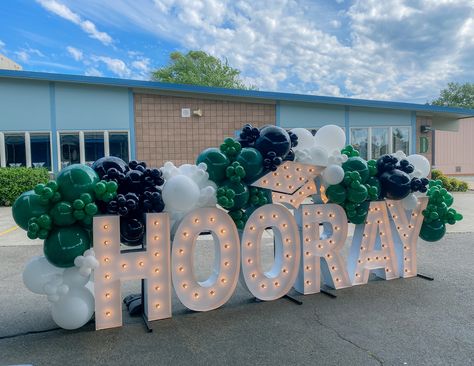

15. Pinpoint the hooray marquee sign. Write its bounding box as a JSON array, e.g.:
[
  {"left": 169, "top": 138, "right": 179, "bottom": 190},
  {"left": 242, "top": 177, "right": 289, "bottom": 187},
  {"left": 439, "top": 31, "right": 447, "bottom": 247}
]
[{"left": 93, "top": 164, "right": 428, "bottom": 330}]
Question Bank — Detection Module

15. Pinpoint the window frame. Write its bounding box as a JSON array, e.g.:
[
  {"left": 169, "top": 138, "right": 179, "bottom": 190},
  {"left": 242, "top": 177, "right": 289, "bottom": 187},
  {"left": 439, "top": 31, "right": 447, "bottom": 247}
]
[
  {"left": 0, "top": 131, "right": 53, "bottom": 171},
  {"left": 350, "top": 126, "right": 410, "bottom": 160}
]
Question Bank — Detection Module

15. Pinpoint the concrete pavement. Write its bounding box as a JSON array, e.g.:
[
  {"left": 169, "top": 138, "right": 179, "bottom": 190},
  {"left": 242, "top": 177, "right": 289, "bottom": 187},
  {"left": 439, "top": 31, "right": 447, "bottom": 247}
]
[{"left": 0, "top": 232, "right": 473, "bottom": 365}]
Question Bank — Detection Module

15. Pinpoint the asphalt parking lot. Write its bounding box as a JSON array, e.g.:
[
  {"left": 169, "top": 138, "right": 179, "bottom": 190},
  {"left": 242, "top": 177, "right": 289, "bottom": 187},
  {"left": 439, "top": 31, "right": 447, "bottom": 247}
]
[{"left": 0, "top": 193, "right": 473, "bottom": 366}]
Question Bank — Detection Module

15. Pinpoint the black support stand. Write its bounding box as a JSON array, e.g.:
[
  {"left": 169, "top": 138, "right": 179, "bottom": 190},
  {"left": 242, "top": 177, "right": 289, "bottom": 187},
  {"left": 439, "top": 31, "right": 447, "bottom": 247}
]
[
  {"left": 283, "top": 294, "right": 303, "bottom": 305},
  {"left": 141, "top": 280, "right": 153, "bottom": 333},
  {"left": 417, "top": 273, "right": 434, "bottom": 281},
  {"left": 320, "top": 286, "right": 337, "bottom": 298}
]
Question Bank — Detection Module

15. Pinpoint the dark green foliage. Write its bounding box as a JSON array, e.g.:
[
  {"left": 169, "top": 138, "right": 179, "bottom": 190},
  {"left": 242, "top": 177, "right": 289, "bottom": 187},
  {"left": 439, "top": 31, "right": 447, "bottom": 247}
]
[
  {"left": 0, "top": 168, "right": 49, "bottom": 206},
  {"left": 431, "top": 169, "right": 469, "bottom": 192}
]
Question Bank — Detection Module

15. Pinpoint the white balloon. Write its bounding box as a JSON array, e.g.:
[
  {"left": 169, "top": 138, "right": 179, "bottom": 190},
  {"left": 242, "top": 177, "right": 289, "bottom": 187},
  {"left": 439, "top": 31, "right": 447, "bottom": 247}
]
[
  {"left": 62, "top": 267, "right": 89, "bottom": 288},
  {"left": 51, "top": 287, "right": 94, "bottom": 330},
  {"left": 402, "top": 193, "right": 419, "bottom": 210},
  {"left": 322, "top": 165, "right": 345, "bottom": 185},
  {"left": 162, "top": 175, "right": 200, "bottom": 212},
  {"left": 290, "top": 128, "right": 315, "bottom": 151},
  {"left": 314, "top": 125, "right": 346, "bottom": 152},
  {"left": 406, "top": 154, "right": 431, "bottom": 178},
  {"left": 309, "top": 146, "right": 329, "bottom": 166},
  {"left": 22, "top": 256, "right": 64, "bottom": 295}
]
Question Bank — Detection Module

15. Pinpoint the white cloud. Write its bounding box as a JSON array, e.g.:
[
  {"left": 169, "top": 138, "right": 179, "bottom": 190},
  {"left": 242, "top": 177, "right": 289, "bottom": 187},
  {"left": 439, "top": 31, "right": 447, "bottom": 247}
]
[
  {"left": 131, "top": 58, "right": 150, "bottom": 72},
  {"left": 37, "top": 0, "right": 113, "bottom": 45},
  {"left": 14, "top": 47, "right": 45, "bottom": 63},
  {"left": 15, "top": 51, "right": 29, "bottom": 62},
  {"left": 92, "top": 56, "right": 130, "bottom": 77},
  {"left": 66, "top": 46, "right": 83, "bottom": 61},
  {"left": 0, "top": 40, "right": 5, "bottom": 49},
  {"left": 47, "top": 0, "right": 474, "bottom": 102},
  {"left": 85, "top": 67, "right": 103, "bottom": 76}
]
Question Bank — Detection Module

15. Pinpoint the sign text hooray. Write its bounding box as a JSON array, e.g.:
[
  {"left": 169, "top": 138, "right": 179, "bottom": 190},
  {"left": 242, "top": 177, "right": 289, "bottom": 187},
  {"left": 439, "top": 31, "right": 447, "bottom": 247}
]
[{"left": 93, "top": 198, "right": 427, "bottom": 330}]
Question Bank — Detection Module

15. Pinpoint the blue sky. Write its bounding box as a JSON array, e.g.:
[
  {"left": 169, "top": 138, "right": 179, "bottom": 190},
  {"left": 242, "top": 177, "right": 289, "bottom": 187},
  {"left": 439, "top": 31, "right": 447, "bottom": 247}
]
[{"left": 0, "top": 0, "right": 473, "bottom": 103}]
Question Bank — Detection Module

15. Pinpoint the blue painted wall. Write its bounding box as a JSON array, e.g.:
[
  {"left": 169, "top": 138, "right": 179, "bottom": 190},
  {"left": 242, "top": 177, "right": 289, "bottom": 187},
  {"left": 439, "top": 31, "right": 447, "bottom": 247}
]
[
  {"left": 0, "top": 79, "right": 51, "bottom": 131},
  {"left": 279, "top": 102, "right": 345, "bottom": 128},
  {"left": 348, "top": 107, "right": 411, "bottom": 126},
  {"left": 55, "top": 83, "right": 129, "bottom": 130}
]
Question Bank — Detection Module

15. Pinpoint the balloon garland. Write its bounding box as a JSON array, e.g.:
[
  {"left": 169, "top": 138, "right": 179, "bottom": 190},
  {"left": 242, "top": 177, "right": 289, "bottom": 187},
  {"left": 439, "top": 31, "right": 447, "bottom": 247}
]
[{"left": 11, "top": 122, "right": 462, "bottom": 330}]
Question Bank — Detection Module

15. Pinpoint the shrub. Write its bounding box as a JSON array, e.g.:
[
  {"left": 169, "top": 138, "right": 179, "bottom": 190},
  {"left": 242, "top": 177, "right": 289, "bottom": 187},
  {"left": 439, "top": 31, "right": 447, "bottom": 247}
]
[
  {"left": 430, "top": 169, "right": 469, "bottom": 192},
  {"left": 0, "top": 167, "right": 50, "bottom": 206}
]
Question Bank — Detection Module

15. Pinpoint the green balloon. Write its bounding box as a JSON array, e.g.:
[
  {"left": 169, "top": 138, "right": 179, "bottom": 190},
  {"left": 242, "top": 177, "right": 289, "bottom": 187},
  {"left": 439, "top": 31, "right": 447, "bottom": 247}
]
[
  {"left": 12, "top": 190, "right": 51, "bottom": 230},
  {"left": 347, "top": 184, "right": 368, "bottom": 204},
  {"left": 196, "top": 148, "right": 230, "bottom": 183},
  {"left": 342, "top": 157, "right": 369, "bottom": 183},
  {"left": 419, "top": 219, "right": 446, "bottom": 242},
  {"left": 325, "top": 184, "right": 346, "bottom": 204},
  {"left": 222, "top": 180, "right": 249, "bottom": 210},
  {"left": 56, "top": 164, "right": 99, "bottom": 203},
  {"left": 44, "top": 225, "right": 91, "bottom": 267},
  {"left": 50, "top": 201, "right": 76, "bottom": 226},
  {"left": 236, "top": 148, "right": 264, "bottom": 183}
]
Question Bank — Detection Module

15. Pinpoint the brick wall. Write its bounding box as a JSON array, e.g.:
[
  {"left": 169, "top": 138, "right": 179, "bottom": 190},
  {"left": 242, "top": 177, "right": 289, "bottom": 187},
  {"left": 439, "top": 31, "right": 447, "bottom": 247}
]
[{"left": 134, "top": 94, "right": 276, "bottom": 167}]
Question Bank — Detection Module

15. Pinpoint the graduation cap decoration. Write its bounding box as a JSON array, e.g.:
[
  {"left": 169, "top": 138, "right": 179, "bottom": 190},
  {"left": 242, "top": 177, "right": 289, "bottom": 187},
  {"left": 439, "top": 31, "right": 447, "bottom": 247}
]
[{"left": 251, "top": 161, "right": 324, "bottom": 208}]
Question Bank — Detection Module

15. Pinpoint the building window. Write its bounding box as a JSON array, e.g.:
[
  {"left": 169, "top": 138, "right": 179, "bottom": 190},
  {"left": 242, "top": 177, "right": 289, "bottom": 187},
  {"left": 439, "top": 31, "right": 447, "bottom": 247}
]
[
  {"left": 371, "top": 127, "right": 389, "bottom": 159},
  {"left": 392, "top": 127, "right": 410, "bottom": 155},
  {"left": 30, "top": 133, "right": 51, "bottom": 170},
  {"left": 84, "top": 132, "right": 105, "bottom": 166},
  {"left": 350, "top": 126, "right": 410, "bottom": 160},
  {"left": 60, "top": 133, "right": 80, "bottom": 168},
  {"left": 5, "top": 133, "right": 26, "bottom": 167},
  {"left": 350, "top": 128, "right": 369, "bottom": 160},
  {"left": 109, "top": 132, "right": 129, "bottom": 162}
]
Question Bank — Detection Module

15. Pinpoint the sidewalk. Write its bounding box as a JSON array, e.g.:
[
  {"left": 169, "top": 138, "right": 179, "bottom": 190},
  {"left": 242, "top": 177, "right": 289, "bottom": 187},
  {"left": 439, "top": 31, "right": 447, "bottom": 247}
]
[{"left": 1, "top": 232, "right": 473, "bottom": 365}]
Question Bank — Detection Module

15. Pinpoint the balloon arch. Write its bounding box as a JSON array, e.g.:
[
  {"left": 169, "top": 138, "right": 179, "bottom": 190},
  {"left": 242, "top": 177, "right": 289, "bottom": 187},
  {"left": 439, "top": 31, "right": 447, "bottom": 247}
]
[{"left": 13, "top": 124, "right": 462, "bottom": 330}]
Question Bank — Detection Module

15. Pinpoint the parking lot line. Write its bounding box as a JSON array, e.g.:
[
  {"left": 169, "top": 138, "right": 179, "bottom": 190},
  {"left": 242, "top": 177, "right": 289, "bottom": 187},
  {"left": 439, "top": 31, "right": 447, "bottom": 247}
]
[{"left": 0, "top": 226, "right": 19, "bottom": 236}]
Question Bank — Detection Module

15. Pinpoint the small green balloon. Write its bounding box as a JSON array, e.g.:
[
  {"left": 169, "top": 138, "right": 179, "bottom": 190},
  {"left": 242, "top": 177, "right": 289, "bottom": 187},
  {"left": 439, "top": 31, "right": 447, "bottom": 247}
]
[
  {"left": 73, "top": 199, "right": 85, "bottom": 210},
  {"left": 236, "top": 148, "right": 264, "bottom": 183},
  {"left": 342, "top": 157, "right": 370, "bottom": 183},
  {"left": 196, "top": 148, "right": 230, "bottom": 183},
  {"left": 419, "top": 219, "right": 446, "bottom": 242},
  {"left": 84, "top": 203, "right": 98, "bottom": 216},
  {"left": 222, "top": 180, "right": 250, "bottom": 210},
  {"left": 44, "top": 225, "right": 91, "bottom": 267},
  {"left": 106, "top": 180, "right": 118, "bottom": 192},
  {"left": 12, "top": 190, "right": 51, "bottom": 230},
  {"left": 50, "top": 201, "right": 76, "bottom": 226},
  {"left": 73, "top": 210, "right": 86, "bottom": 220},
  {"left": 325, "top": 184, "right": 346, "bottom": 204},
  {"left": 55, "top": 164, "right": 99, "bottom": 203},
  {"left": 95, "top": 182, "right": 106, "bottom": 195}
]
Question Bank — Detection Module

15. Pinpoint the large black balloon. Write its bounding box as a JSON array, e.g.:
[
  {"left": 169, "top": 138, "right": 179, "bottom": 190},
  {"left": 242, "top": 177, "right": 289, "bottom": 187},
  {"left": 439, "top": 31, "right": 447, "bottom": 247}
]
[
  {"left": 379, "top": 169, "right": 411, "bottom": 200},
  {"left": 120, "top": 216, "right": 145, "bottom": 246},
  {"left": 91, "top": 156, "right": 129, "bottom": 179},
  {"left": 254, "top": 126, "right": 291, "bottom": 158}
]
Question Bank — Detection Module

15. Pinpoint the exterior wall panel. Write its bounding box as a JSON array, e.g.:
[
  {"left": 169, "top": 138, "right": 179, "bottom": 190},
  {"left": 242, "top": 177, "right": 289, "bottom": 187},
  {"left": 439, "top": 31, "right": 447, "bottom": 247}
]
[
  {"left": 134, "top": 94, "right": 275, "bottom": 167},
  {"left": 279, "top": 102, "right": 345, "bottom": 128},
  {"left": 435, "top": 118, "right": 474, "bottom": 175},
  {"left": 55, "top": 83, "right": 129, "bottom": 131},
  {"left": 349, "top": 107, "right": 411, "bottom": 126},
  {"left": 0, "top": 79, "right": 51, "bottom": 131}
]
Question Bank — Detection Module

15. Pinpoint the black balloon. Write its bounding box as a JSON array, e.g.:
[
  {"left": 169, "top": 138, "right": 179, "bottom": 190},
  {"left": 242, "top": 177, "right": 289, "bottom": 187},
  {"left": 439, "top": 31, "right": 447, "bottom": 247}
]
[
  {"left": 238, "top": 123, "right": 261, "bottom": 147},
  {"left": 379, "top": 169, "right": 411, "bottom": 200},
  {"left": 120, "top": 216, "right": 145, "bottom": 246},
  {"left": 254, "top": 126, "right": 291, "bottom": 158},
  {"left": 91, "top": 156, "right": 129, "bottom": 180}
]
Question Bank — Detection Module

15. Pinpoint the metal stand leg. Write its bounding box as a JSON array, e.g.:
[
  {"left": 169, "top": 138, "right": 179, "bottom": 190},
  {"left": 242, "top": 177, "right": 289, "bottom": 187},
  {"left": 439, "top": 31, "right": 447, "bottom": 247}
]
[
  {"left": 417, "top": 273, "right": 434, "bottom": 281},
  {"left": 283, "top": 294, "right": 303, "bottom": 305},
  {"left": 320, "top": 285, "right": 337, "bottom": 298},
  {"left": 141, "top": 312, "right": 153, "bottom": 333}
]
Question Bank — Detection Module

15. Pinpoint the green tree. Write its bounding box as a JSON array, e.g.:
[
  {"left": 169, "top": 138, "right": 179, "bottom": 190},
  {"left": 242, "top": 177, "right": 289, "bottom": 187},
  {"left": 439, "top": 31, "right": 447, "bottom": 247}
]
[
  {"left": 431, "top": 82, "right": 474, "bottom": 109},
  {"left": 152, "top": 50, "right": 252, "bottom": 89}
]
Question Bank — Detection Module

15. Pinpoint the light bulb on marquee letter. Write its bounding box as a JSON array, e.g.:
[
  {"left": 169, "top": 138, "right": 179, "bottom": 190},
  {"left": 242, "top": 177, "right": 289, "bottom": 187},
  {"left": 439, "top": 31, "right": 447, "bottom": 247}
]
[
  {"left": 294, "top": 204, "right": 350, "bottom": 294},
  {"left": 172, "top": 208, "right": 240, "bottom": 312},
  {"left": 386, "top": 197, "right": 428, "bottom": 278},
  {"left": 94, "top": 214, "right": 172, "bottom": 330},
  {"left": 348, "top": 201, "right": 399, "bottom": 285},
  {"left": 241, "top": 204, "right": 301, "bottom": 301}
]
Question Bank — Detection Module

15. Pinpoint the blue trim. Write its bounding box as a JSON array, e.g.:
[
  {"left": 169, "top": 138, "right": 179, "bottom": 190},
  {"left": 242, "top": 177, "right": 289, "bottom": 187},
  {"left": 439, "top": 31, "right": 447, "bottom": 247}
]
[
  {"left": 128, "top": 89, "right": 136, "bottom": 160},
  {"left": 344, "top": 106, "right": 350, "bottom": 145},
  {"left": 2, "top": 70, "right": 474, "bottom": 117},
  {"left": 410, "top": 111, "right": 417, "bottom": 154},
  {"left": 49, "top": 82, "right": 59, "bottom": 173},
  {"left": 276, "top": 101, "right": 280, "bottom": 126}
]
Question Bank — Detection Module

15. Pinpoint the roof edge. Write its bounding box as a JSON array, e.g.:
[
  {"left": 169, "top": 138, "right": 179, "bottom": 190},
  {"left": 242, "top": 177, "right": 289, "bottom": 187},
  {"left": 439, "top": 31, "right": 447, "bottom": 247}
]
[{"left": 1, "top": 70, "right": 474, "bottom": 117}]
